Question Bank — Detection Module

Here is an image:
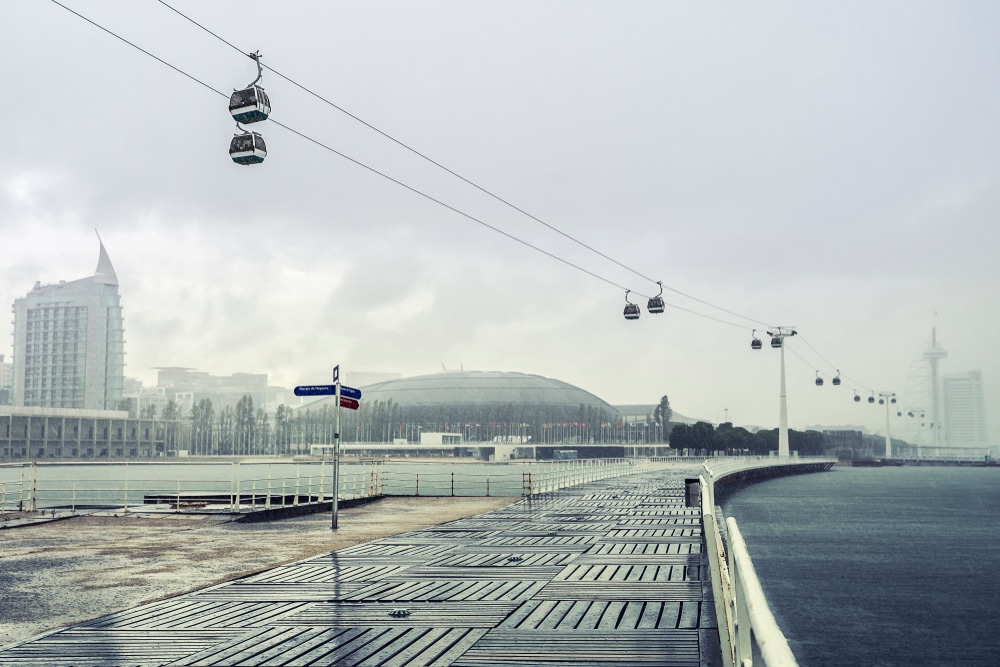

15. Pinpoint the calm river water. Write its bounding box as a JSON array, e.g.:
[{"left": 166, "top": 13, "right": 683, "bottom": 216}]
[{"left": 723, "top": 466, "right": 1000, "bottom": 667}]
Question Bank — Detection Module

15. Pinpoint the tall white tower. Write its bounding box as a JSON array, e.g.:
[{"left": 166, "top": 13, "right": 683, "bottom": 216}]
[{"left": 923, "top": 327, "right": 948, "bottom": 448}]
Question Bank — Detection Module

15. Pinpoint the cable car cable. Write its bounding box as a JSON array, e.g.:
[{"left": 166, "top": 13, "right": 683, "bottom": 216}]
[
  {"left": 154, "top": 0, "right": 775, "bottom": 330},
  {"left": 47, "top": 0, "right": 781, "bottom": 334},
  {"left": 45, "top": 0, "right": 638, "bottom": 296}
]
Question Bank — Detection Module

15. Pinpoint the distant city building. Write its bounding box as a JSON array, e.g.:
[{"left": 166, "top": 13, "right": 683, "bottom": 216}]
[
  {"left": 122, "top": 378, "right": 170, "bottom": 417},
  {"left": 155, "top": 367, "right": 267, "bottom": 413},
  {"left": 10, "top": 241, "right": 125, "bottom": 410},
  {"left": 0, "top": 354, "right": 12, "bottom": 405},
  {"left": 943, "top": 371, "right": 988, "bottom": 450}
]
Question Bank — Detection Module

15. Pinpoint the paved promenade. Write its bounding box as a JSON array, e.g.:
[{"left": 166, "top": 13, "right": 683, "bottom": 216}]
[{"left": 0, "top": 466, "right": 719, "bottom": 666}]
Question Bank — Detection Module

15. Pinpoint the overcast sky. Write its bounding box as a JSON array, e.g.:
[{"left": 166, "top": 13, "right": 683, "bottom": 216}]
[{"left": 3, "top": 1, "right": 998, "bottom": 441}]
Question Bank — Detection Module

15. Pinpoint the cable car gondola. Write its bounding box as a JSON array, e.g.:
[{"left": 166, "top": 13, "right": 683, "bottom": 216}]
[
  {"left": 230, "top": 127, "right": 267, "bottom": 165},
  {"left": 770, "top": 335, "right": 783, "bottom": 348},
  {"left": 854, "top": 391, "right": 861, "bottom": 403},
  {"left": 647, "top": 281, "right": 665, "bottom": 314},
  {"left": 229, "top": 51, "right": 270, "bottom": 124},
  {"left": 751, "top": 330, "right": 762, "bottom": 350},
  {"left": 623, "top": 290, "right": 640, "bottom": 321},
  {"left": 868, "top": 392, "right": 875, "bottom": 404},
  {"left": 815, "top": 371, "right": 824, "bottom": 387},
  {"left": 832, "top": 371, "right": 841, "bottom": 386}
]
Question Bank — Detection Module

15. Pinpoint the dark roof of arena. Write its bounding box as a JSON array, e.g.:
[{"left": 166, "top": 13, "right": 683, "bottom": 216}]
[{"left": 301, "top": 371, "right": 620, "bottom": 414}]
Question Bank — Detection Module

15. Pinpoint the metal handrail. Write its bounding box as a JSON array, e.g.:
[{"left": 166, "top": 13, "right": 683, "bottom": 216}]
[
  {"left": 727, "top": 517, "right": 799, "bottom": 667},
  {"left": 700, "top": 459, "right": 827, "bottom": 667}
]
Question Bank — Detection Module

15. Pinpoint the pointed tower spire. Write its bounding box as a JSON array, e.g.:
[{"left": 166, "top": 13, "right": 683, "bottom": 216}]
[{"left": 93, "top": 230, "right": 119, "bottom": 285}]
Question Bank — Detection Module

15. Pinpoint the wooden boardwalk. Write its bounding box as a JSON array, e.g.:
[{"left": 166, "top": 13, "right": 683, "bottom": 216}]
[{"left": 0, "top": 467, "right": 720, "bottom": 666}]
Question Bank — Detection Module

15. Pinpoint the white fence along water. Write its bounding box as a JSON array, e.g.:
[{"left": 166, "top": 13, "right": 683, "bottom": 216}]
[{"left": 700, "top": 457, "right": 834, "bottom": 667}]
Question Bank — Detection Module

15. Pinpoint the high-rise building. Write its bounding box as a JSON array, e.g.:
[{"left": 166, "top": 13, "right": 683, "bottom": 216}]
[
  {"left": 11, "top": 241, "right": 125, "bottom": 410},
  {"left": 943, "top": 371, "right": 988, "bottom": 450},
  {"left": 0, "top": 354, "right": 12, "bottom": 405}
]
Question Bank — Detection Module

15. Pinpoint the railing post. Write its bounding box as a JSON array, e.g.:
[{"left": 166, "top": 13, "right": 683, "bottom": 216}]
[
  {"left": 486, "top": 476, "right": 490, "bottom": 497},
  {"left": 415, "top": 473, "right": 419, "bottom": 497},
  {"left": 451, "top": 471, "right": 455, "bottom": 497},
  {"left": 702, "top": 476, "right": 736, "bottom": 667},
  {"left": 266, "top": 466, "right": 272, "bottom": 510},
  {"left": 31, "top": 462, "right": 37, "bottom": 511},
  {"left": 233, "top": 462, "right": 241, "bottom": 513},
  {"left": 72, "top": 480, "right": 77, "bottom": 514}
]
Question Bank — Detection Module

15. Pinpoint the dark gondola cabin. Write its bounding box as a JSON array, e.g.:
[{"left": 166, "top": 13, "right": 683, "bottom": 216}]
[
  {"left": 624, "top": 303, "right": 641, "bottom": 320},
  {"left": 751, "top": 338, "right": 762, "bottom": 350},
  {"left": 647, "top": 296, "right": 665, "bottom": 314},
  {"left": 770, "top": 337, "right": 782, "bottom": 348},
  {"left": 229, "top": 85, "right": 271, "bottom": 124},
  {"left": 230, "top": 131, "right": 267, "bottom": 165}
]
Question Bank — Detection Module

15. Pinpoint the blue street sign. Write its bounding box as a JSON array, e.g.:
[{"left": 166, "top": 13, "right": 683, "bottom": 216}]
[
  {"left": 294, "top": 385, "right": 336, "bottom": 397},
  {"left": 293, "top": 384, "right": 363, "bottom": 400},
  {"left": 340, "top": 385, "right": 362, "bottom": 400}
]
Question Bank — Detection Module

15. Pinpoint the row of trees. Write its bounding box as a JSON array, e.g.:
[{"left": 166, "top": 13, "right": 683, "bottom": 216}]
[
  {"left": 668, "top": 421, "right": 827, "bottom": 456},
  {"left": 132, "top": 392, "right": 677, "bottom": 456}
]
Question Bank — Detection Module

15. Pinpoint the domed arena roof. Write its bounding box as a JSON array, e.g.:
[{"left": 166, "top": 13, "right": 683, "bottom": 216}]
[{"left": 357, "top": 371, "right": 619, "bottom": 412}]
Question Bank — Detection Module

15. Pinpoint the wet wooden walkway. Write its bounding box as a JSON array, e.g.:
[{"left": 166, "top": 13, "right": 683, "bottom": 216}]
[{"left": 0, "top": 467, "right": 719, "bottom": 666}]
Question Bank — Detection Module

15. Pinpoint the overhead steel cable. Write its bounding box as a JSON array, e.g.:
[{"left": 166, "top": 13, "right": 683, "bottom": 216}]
[
  {"left": 48, "top": 0, "right": 774, "bottom": 332},
  {"left": 47, "top": 0, "right": 632, "bottom": 296},
  {"left": 783, "top": 340, "right": 873, "bottom": 394},
  {"left": 154, "top": 0, "right": 774, "bottom": 330}
]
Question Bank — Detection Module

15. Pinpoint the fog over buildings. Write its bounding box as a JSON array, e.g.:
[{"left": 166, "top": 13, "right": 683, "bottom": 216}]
[{"left": 2, "top": 2, "right": 998, "bottom": 444}]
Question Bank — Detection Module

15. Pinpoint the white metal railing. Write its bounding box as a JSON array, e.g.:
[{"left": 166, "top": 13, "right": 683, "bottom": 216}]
[
  {"left": 0, "top": 460, "right": 387, "bottom": 515},
  {"left": 379, "top": 457, "right": 679, "bottom": 498},
  {"left": 699, "top": 458, "right": 840, "bottom": 667},
  {"left": 0, "top": 457, "right": 685, "bottom": 515}
]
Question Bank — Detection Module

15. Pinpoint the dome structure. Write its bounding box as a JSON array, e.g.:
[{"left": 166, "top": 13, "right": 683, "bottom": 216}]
[
  {"left": 295, "top": 371, "right": 662, "bottom": 456},
  {"left": 357, "top": 371, "right": 619, "bottom": 413}
]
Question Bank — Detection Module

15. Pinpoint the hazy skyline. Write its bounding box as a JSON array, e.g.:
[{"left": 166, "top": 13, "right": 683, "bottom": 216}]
[{"left": 3, "top": 1, "right": 998, "bottom": 441}]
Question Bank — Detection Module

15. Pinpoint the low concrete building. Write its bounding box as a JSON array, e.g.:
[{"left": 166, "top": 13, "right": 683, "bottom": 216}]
[{"left": 0, "top": 406, "right": 183, "bottom": 460}]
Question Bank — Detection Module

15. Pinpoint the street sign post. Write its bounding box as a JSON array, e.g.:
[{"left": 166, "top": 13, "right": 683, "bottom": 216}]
[
  {"left": 292, "top": 367, "right": 364, "bottom": 531},
  {"left": 333, "top": 378, "right": 340, "bottom": 530}
]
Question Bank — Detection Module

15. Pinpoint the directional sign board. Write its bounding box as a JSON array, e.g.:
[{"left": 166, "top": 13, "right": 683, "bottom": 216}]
[
  {"left": 340, "top": 396, "right": 360, "bottom": 411},
  {"left": 339, "top": 385, "right": 362, "bottom": 400},
  {"left": 294, "top": 385, "right": 335, "bottom": 397},
  {"left": 294, "top": 384, "right": 363, "bottom": 400}
]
